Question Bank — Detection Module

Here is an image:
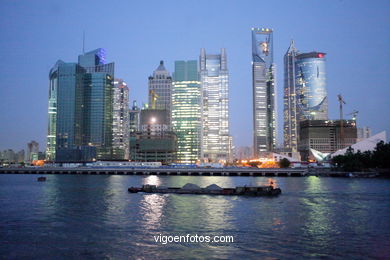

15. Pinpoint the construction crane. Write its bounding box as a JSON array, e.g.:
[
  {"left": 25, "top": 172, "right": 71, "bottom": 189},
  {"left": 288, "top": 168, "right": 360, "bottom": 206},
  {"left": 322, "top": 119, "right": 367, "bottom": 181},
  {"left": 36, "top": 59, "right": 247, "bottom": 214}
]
[
  {"left": 149, "top": 90, "right": 159, "bottom": 109},
  {"left": 337, "top": 94, "right": 346, "bottom": 121},
  {"left": 337, "top": 94, "right": 346, "bottom": 148},
  {"left": 347, "top": 110, "right": 359, "bottom": 121}
]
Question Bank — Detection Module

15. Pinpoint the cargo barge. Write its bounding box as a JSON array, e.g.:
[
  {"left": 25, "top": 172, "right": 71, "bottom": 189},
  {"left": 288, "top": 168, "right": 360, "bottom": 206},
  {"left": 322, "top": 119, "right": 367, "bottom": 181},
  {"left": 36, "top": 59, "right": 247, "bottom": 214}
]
[{"left": 128, "top": 183, "right": 282, "bottom": 196}]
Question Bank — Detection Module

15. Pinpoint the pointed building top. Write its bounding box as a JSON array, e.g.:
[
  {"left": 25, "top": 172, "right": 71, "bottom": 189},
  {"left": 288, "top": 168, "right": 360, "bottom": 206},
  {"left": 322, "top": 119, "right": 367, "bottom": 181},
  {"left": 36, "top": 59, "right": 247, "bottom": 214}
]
[
  {"left": 287, "top": 39, "right": 297, "bottom": 53},
  {"left": 156, "top": 60, "right": 166, "bottom": 71}
]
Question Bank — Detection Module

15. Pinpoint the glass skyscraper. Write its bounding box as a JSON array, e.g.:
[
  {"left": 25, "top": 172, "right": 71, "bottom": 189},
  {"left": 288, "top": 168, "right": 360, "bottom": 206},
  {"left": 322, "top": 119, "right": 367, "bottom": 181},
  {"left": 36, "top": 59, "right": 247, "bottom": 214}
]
[
  {"left": 46, "top": 48, "right": 114, "bottom": 162},
  {"left": 283, "top": 40, "right": 299, "bottom": 151},
  {"left": 252, "top": 28, "right": 276, "bottom": 156},
  {"left": 295, "top": 52, "right": 328, "bottom": 121},
  {"left": 46, "top": 60, "right": 85, "bottom": 162},
  {"left": 283, "top": 42, "right": 328, "bottom": 153},
  {"left": 78, "top": 49, "right": 114, "bottom": 160},
  {"left": 172, "top": 60, "right": 201, "bottom": 163},
  {"left": 200, "top": 48, "right": 231, "bottom": 163}
]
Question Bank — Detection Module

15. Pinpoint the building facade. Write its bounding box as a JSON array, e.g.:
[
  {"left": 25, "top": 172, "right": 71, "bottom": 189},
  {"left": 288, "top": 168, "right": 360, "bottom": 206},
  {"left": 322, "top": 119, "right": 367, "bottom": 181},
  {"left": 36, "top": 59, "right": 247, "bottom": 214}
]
[
  {"left": 295, "top": 52, "right": 328, "bottom": 121},
  {"left": 148, "top": 61, "right": 172, "bottom": 120},
  {"left": 252, "top": 28, "right": 276, "bottom": 156},
  {"left": 46, "top": 48, "right": 114, "bottom": 162},
  {"left": 130, "top": 109, "right": 177, "bottom": 164},
  {"left": 172, "top": 60, "right": 202, "bottom": 164},
  {"left": 79, "top": 49, "right": 114, "bottom": 160},
  {"left": 200, "top": 48, "right": 231, "bottom": 163},
  {"left": 298, "top": 120, "right": 357, "bottom": 160},
  {"left": 283, "top": 40, "right": 299, "bottom": 152},
  {"left": 112, "top": 79, "right": 130, "bottom": 159}
]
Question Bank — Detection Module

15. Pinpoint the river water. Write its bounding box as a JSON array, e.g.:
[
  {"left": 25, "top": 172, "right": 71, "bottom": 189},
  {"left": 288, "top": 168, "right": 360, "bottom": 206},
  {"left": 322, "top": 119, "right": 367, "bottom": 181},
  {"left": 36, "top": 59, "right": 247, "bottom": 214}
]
[{"left": 1, "top": 174, "right": 389, "bottom": 259}]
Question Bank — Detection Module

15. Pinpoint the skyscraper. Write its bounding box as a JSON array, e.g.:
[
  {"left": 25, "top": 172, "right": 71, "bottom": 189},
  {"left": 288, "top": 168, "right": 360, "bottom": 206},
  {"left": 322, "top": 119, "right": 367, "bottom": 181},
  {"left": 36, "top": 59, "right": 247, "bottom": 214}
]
[
  {"left": 78, "top": 48, "right": 114, "bottom": 160},
  {"left": 200, "top": 48, "right": 231, "bottom": 163},
  {"left": 47, "top": 60, "right": 86, "bottom": 161},
  {"left": 295, "top": 52, "right": 328, "bottom": 121},
  {"left": 112, "top": 79, "right": 130, "bottom": 159},
  {"left": 172, "top": 60, "right": 202, "bottom": 163},
  {"left": 46, "top": 48, "right": 114, "bottom": 162},
  {"left": 252, "top": 28, "right": 276, "bottom": 157},
  {"left": 283, "top": 40, "right": 299, "bottom": 152},
  {"left": 148, "top": 61, "right": 172, "bottom": 120},
  {"left": 283, "top": 40, "right": 328, "bottom": 153}
]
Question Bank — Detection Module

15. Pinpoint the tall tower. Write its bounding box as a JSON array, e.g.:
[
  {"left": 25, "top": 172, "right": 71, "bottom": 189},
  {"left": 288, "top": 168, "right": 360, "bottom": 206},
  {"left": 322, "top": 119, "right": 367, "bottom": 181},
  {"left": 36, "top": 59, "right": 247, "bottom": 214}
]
[
  {"left": 283, "top": 40, "right": 299, "bottom": 151},
  {"left": 172, "top": 60, "right": 202, "bottom": 163},
  {"left": 148, "top": 61, "right": 172, "bottom": 124},
  {"left": 252, "top": 28, "right": 276, "bottom": 157},
  {"left": 200, "top": 48, "right": 231, "bottom": 163},
  {"left": 46, "top": 60, "right": 86, "bottom": 162},
  {"left": 78, "top": 48, "right": 115, "bottom": 160},
  {"left": 46, "top": 48, "right": 115, "bottom": 162},
  {"left": 295, "top": 52, "right": 328, "bottom": 121},
  {"left": 112, "top": 79, "right": 130, "bottom": 159}
]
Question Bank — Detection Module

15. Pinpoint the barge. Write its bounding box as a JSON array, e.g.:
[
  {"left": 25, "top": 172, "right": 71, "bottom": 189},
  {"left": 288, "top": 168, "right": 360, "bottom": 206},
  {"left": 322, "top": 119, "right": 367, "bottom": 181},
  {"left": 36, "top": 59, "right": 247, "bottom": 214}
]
[{"left": 128, "top": 183, "right": 281, "bottom": 196}]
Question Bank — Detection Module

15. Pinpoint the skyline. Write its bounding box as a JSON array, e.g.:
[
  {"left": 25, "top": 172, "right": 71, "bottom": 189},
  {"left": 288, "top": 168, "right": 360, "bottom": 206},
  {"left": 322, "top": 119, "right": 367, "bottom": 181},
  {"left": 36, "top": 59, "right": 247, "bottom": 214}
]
[{"left": 1, "top": 0, "right": 389, "bottom": 151}]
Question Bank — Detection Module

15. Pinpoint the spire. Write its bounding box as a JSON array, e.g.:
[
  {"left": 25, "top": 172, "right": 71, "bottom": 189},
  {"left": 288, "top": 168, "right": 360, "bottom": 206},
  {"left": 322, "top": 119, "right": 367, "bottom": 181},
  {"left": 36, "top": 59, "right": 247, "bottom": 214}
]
[
  {"left": 287, "top": 39, "right": 297, "bottom": 53},
  {"left": 156, "top": 60, "right": 166, "bottom": 71},
  {"left": 82, "top": 31, "right": 85, "bottom": 55}
]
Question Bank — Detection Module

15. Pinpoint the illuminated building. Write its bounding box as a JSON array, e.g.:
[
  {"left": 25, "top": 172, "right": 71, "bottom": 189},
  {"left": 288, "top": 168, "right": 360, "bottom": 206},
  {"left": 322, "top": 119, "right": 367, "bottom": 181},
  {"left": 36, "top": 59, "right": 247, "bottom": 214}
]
[
  {"left": 283, "top": 40, "right": 299, "bottom": 152},
  {"left": 298, "top": 120, "right": 357, "bottom": 160},
  {"left": 252, "top": 28, "right": 276, "bottom": 156},
  {"left": 148, "top": 61, "right": 172, "bottom": 124},
  {"left": 130, "top": 109, "right": 177, "bottom": 163},
  {"left": 112, "top": 79, "right": 129, "bottom": 159},
  {"left": 295, "top": 52, "right": 328, "bottom": 121},
  {"left": 200, "top": 48, "right": 231, "bottom": 163},
  {"left": 46, "top": 48, "right": 114, "bottom": 162},
  {"left": 172, "top": 60, "right": 201, "bottom": 163}
]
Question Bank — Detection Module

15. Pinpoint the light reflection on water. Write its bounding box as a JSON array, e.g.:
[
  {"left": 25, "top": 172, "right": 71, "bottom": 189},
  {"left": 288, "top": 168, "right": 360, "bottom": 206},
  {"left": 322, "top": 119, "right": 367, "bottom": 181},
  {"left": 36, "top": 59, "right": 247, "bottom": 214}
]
[{"left": 0, "top": 175, "right": 389, "bottom": 259}]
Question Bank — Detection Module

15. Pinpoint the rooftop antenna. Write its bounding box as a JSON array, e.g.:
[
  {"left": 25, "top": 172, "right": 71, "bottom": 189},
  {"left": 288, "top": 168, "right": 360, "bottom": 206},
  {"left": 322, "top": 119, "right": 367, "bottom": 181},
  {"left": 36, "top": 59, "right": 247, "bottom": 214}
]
[{"left": 82, "top": 30, "right": 85, "bottom": 54}]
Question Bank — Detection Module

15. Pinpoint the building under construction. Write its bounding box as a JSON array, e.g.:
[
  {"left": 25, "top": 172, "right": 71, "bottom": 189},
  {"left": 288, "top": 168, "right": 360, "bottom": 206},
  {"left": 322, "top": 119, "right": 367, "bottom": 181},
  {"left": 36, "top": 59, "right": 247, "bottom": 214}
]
[
  {"left": 129, "top": 109, "right": 177, "bottom": 164},
  {"left": 298, "top": 119, "right": 357, "bottom": 160}
]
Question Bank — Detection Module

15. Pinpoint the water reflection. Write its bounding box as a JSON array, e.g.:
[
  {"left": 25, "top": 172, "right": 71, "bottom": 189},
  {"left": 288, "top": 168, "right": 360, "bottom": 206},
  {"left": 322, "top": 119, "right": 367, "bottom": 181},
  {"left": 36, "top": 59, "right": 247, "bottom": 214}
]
[
  {"left": 142, "top": 175, "right": 161, "bottom": 186},
  {"left": 300, "top": 177, "right": 335, "bottom": 250},
  {"left": 2, "top": 175, "right": 389, "bottom": 259},
  {"left": 139, "top": 194, "right": 166, "bottom": 231}
]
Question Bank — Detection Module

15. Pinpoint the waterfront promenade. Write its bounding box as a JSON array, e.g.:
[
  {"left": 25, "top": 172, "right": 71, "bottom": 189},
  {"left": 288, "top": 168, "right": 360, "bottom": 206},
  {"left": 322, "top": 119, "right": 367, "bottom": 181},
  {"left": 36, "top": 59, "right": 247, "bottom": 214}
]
[{"left": 0, "top": 167, "right": 309, "bottom": 177}]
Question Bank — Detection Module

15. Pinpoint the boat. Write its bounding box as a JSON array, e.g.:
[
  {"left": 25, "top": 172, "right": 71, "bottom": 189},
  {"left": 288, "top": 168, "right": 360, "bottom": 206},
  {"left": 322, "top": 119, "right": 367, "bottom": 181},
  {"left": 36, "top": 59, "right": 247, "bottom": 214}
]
[
  {"left": 37, "top": 177, "right": 46, "bottom": 182},
  {"left": 128, "top": 183, "right": 281, "bottom": 196}
]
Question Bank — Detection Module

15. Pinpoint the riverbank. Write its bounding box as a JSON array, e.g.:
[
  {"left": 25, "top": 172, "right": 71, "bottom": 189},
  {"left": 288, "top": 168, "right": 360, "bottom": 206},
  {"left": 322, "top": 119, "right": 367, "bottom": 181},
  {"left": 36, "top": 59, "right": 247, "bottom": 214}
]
[{"left": 1, "top": 166, "right": 388, "bottom": 177}]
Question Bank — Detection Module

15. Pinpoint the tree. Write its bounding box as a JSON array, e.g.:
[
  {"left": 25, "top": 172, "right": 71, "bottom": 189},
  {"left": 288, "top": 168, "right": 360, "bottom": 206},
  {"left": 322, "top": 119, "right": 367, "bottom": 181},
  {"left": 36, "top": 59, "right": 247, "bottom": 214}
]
[
  {"left": 279, "top": 158, "right": 291, "bottom": 168},
  {"left": 331, "top": 141, "right": 390, "bottom": 171}
]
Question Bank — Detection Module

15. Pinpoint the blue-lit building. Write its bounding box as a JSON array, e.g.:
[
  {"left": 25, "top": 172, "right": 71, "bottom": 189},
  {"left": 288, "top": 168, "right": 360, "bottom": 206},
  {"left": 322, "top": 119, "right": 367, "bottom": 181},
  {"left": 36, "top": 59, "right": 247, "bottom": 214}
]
[
  {"left": 295, "top": 52, "right": 328, "bottom": 121},
  {"left": 46, "top": 48, "right": 115, "bottom": 162},
  {"left": 252, "top": 28, "right": 277, "bottom": 156}
]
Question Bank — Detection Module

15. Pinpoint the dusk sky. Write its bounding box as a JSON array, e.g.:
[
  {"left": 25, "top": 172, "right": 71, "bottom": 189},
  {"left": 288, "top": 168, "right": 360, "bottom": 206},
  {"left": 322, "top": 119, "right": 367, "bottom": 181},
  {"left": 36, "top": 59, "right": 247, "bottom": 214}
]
[{"left": 0, "top": 0, "right": 389, "bottom": 151}]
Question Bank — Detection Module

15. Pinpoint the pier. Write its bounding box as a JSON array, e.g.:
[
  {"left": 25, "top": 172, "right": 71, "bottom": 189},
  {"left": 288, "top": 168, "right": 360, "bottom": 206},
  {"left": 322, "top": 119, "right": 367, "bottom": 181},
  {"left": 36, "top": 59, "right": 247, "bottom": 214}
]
[{"left": 0, "top": 167, "right": 308, "bottom": 177}]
